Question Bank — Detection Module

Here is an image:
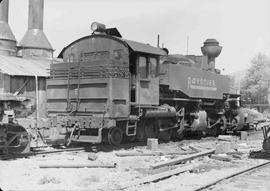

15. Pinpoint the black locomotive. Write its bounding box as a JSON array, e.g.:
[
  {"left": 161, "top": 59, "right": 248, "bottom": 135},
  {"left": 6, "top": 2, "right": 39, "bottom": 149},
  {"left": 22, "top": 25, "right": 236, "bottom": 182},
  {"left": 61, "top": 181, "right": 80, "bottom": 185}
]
[{"left": 46, "top": 22, "right": 241, "bottom": 146}]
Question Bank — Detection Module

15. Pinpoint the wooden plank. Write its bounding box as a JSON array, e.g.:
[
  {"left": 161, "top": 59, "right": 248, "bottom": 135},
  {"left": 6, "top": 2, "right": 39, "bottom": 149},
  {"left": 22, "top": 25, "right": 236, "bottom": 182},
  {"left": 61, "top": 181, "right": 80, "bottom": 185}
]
[
  {"left": 150, "top": 149, "right": 215, "bottom": 169},
  {"left": 120, "top": 164, "right": 197, "bottom": 190},
  {"left": 115, "top": 152, "right": 161, "bottom": 157},
  {"left": 39, "top": 163, "right": 116, "bottom": 168},
  {"left": 189, "top": 145, "right": 202, "bottom": 152},
  {"left": 211, "top": 154, "right": 231, "bottom": 162},
  {"left": 218, "top": 135, "right": 233, "bottom": 142},
  {"left": 115, "top": 150, "right": 196, "bottom": 157}
]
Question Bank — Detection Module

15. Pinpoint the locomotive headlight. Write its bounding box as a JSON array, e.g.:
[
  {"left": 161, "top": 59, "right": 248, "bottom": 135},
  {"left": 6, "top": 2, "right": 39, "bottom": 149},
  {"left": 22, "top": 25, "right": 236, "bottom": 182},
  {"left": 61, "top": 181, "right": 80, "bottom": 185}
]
[{"left": 91, "top": 22, "right": 106, "bottom": 32}]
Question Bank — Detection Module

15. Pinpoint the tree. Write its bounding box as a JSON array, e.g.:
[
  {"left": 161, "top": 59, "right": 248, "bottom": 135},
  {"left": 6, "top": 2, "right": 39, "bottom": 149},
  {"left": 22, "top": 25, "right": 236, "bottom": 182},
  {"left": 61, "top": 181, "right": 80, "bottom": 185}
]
[{"left": 241, "top": 53, "right": 270, "bottom": 105}]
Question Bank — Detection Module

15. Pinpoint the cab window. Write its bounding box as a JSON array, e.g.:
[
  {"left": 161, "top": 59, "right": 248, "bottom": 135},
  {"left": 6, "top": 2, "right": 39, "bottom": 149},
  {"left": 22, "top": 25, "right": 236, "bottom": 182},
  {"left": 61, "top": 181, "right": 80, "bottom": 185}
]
[
  {"left": 139, "top": 56, "right": 148, "bottom": 79},
  {"left": 149, "top": 57, "right": 157, "bottom": 77}
]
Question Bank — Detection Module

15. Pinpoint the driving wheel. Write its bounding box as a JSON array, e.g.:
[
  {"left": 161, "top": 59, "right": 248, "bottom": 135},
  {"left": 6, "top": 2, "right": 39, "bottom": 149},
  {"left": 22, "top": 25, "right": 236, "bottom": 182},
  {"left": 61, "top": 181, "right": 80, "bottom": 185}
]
[{"left": 108, "top": 127, "right": 123, "bottom": 146}]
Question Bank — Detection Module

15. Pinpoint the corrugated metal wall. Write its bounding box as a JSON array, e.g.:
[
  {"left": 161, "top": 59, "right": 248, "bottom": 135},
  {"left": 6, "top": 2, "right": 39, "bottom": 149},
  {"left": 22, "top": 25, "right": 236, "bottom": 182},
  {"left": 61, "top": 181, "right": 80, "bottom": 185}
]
[{"left": 0, "top": 72, "right": 47, "bottom": 117}]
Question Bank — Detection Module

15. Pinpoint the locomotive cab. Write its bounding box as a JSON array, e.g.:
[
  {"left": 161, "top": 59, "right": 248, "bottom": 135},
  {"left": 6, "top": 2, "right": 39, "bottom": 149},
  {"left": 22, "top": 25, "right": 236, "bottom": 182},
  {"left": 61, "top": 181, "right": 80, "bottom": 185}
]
[{"left": 129, "top": 50, "right": 161, "bottom": 105}]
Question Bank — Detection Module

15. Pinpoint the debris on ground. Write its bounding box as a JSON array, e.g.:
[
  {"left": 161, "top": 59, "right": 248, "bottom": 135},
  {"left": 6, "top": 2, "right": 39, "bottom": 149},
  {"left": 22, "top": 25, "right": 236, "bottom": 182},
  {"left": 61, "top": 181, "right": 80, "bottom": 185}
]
[
  {"left": 38, "top": 177, "right": 61, "bottom": 185},
  {"left": 87, "top": 152, "right": 97, "bottom": 161},
  {"left": 215, "top": 141, "right": 231, "bottom": 154},
  {"left": 0, "top": 130, "right": 265, "bottom": 191},
  {"left": 211, "top": 154, "right": 232, "bottom": 162}
]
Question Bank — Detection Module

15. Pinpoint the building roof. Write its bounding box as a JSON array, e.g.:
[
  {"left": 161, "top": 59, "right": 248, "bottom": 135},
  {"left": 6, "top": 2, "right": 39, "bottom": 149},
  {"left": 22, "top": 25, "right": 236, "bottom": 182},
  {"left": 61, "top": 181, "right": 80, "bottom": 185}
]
[
  {"left": 18, "top": 29, "right": 53, "bottom": 51},
  {"left": 123, "top": 39, "right": 165, "bottom": 56},
  {"left": 0, "top": 55, "right": 51, "bottom": 77}
]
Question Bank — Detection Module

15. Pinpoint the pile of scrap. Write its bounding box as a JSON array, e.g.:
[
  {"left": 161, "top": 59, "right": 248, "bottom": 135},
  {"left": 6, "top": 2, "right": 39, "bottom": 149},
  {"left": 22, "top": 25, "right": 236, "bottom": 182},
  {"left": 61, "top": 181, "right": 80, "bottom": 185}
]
[
  {"left": 210, "top": 135, "right": 246, "bottom": 162},
  {"left": 115, "top": 138, "right": 198, "bottom": 157},
  {"left": 118, "top": 139, "right": 217, "bottom": 189},
  {"left": 249, "top": 150, "right": 270, "bottom": 159}
]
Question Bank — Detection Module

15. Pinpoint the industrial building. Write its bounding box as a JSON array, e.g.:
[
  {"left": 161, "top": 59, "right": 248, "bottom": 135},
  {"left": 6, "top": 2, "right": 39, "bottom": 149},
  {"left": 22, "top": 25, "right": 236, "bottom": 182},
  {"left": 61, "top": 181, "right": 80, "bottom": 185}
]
[{"left": 0, "top": 0, "right": 54, "bottom": 119}]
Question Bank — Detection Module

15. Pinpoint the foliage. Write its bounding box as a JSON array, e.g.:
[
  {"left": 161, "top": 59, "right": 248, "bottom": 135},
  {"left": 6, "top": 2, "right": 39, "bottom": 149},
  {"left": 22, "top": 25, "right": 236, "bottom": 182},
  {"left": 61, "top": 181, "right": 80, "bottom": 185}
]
[{"left": 241, "top": 53, "right": 270, "bottom": 105}]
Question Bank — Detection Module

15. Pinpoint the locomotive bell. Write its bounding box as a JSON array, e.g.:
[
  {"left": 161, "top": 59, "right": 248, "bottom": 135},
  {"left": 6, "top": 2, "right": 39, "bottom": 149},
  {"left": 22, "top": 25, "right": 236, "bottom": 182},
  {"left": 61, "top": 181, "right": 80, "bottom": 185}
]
[{"left": 201, "top": 39, "right": 222, "bottom": 71}]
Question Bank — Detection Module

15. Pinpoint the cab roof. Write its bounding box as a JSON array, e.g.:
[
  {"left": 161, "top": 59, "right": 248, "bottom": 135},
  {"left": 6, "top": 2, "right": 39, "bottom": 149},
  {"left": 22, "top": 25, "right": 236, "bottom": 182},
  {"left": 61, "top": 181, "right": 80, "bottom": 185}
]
[{"left": 58, "top": 34, "right": 166, "bottom": 58}]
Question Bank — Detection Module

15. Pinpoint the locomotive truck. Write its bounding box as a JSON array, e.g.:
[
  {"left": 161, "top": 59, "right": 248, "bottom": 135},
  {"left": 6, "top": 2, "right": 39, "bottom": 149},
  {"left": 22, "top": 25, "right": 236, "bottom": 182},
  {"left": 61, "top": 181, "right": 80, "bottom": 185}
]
[{"left": 45, "top": 22, "right": 241, "bottom": 146}]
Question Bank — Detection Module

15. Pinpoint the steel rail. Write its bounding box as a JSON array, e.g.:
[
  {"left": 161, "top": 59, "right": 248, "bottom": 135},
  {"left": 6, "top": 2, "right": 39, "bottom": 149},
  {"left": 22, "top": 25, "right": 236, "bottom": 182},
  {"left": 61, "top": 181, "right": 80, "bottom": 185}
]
[
  {"left": 0, "top": 146, "right": 87, "bottom": 160},
  {"left": 193, "top": 160, "right": 270, "bottom": 191},
  {"left": 0, "top": 141, "right": 147, "bottom": 160}
]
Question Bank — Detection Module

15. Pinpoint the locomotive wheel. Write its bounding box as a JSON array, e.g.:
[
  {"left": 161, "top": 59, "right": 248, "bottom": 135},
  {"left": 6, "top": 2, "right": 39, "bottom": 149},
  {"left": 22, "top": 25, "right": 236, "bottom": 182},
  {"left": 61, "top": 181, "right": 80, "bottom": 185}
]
[
  {"left": 108, "top": 127, "right": 123, "bottom": 146},
  {"left": 144, "top": 119, "right": 158, "bottom": 139},
  {"left": 3, "top": 124, "right": 30, "bottom": 154},
  {"left": 159, "top": 129, "right": 172, "bottom": 142}
]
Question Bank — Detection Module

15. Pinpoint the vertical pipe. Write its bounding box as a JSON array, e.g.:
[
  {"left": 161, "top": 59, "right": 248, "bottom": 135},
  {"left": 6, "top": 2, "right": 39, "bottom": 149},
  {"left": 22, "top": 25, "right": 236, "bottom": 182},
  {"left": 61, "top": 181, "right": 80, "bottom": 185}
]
[
  {"left": 35, "top": 75, "right": 39, "bottom": 129},
  {"left": 0, "top": 0, "right": 9, "bottom": 22},
  {"left": 28, "top": 0, "right": 44, "bottom": 30},
  {"left": 186, "top": 35, "right": 189, "bottom": 55},
  {"left": 157, "top": 34, "right": 160, "bottom": 48}
]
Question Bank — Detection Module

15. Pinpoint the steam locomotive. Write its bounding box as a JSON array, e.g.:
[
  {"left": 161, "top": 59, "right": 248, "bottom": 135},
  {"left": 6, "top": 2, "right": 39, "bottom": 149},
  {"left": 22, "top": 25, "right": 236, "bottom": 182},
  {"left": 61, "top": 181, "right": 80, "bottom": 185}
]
[{"left": 45, "top": 22, "right": 241, "bottom": 146}]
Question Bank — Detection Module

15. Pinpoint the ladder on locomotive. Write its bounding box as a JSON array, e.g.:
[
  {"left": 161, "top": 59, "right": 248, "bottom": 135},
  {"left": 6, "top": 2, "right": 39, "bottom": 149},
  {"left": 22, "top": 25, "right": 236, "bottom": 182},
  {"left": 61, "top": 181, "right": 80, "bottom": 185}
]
[{"left": 66, "top": 61, "right": 81, "bottom": 113}]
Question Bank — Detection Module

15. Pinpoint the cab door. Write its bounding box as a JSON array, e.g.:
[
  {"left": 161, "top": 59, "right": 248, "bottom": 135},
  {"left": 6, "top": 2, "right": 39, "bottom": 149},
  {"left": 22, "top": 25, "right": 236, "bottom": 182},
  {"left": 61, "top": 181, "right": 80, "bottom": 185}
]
[{"left": 136, "top": 55, "right": 159, "bottom": 105}]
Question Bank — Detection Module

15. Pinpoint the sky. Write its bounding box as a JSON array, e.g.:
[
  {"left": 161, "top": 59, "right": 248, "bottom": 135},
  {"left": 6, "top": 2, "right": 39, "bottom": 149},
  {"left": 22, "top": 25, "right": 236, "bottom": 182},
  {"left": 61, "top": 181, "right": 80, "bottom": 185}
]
[{"left": 7, "top": 0, "right": 270, "bottom": 74}]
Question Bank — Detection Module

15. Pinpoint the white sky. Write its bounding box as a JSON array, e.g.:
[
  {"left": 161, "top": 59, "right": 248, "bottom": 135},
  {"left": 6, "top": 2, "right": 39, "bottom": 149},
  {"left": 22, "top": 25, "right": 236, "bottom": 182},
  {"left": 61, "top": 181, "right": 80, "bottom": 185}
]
[{"left": 8, "top": 0, "right": 270, "bottom": 74}]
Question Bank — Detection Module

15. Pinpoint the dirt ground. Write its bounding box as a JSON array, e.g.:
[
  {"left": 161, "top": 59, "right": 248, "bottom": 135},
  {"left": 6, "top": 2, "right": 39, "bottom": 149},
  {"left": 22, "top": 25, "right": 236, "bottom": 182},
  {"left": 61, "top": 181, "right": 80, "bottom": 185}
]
[{"left": 0, "top": 130, "right": 267, "bottom": 191}]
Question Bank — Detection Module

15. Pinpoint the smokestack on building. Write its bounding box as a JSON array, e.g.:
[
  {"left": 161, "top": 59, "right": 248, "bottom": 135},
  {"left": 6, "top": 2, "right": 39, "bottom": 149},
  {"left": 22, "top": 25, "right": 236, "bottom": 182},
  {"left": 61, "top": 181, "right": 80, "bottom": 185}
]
[
  {"left": 0, "top": 0, "right": 17, "bottom": 56},
  {"left": 18, "top": 0, "right": 53, "bottom": 58}
]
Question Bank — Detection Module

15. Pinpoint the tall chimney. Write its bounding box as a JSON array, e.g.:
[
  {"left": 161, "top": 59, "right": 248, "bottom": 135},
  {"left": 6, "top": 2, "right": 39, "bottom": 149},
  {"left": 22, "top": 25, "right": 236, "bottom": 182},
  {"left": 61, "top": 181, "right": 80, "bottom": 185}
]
[
  {"left": 18, "top": 0, "right": 53, "bottom": 58},
  {"left": 0, "top": 0, "right": 17, "bottom": 56}
]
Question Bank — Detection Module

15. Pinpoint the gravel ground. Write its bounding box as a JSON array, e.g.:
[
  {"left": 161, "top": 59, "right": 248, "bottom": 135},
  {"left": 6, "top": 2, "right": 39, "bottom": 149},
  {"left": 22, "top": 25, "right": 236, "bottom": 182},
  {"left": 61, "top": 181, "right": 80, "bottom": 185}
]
[{"left": 0, "top": 130, "right": 266, "bottom": 191}]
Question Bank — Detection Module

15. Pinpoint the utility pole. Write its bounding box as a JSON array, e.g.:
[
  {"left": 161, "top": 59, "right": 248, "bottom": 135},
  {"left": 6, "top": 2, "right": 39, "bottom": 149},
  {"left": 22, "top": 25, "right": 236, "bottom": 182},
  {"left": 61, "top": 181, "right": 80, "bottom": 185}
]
[
  {"left": 157, "top": 34, "right": 160, "bottom": 48},
  {"left": 186, "top": 35, "right": 189, "bottom": 55}
]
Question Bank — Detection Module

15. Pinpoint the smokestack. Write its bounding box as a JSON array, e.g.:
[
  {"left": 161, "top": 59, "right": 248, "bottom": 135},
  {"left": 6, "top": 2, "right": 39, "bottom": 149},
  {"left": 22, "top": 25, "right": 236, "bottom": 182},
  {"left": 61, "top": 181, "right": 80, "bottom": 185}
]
[
  {"left": 18, "top": 0, "right": 53, "bottom": 58},
  {"left": 0, "top": 0, "right": 17, "bottom": 56}
]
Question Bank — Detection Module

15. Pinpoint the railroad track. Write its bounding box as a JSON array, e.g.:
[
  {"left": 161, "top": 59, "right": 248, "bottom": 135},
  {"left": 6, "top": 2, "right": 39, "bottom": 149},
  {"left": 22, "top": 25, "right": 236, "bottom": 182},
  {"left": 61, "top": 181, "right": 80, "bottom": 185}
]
[
  {"left": 0, "top": 141, "right": 146, "bottom": 160},
  {"left": 196, "top": 161, "right": 270, "bottom": 191}
]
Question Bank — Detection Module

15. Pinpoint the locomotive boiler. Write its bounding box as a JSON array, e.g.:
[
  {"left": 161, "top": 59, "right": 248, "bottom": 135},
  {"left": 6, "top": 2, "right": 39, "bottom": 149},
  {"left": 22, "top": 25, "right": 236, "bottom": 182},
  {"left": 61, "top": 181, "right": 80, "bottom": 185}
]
[{"left": 46, "top": 22, "right": 241, "bottom": 146}]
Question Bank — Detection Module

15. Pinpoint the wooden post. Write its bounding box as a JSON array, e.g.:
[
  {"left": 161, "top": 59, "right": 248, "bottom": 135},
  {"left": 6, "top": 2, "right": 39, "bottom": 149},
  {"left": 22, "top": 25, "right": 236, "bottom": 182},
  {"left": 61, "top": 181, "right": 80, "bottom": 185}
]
[{"left": 147, "top": 138, "right": 158, "bottom": 150}]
